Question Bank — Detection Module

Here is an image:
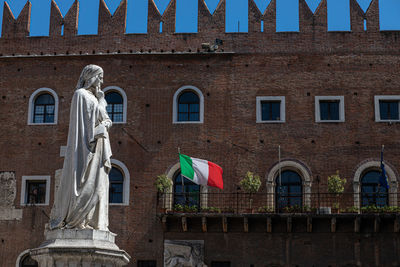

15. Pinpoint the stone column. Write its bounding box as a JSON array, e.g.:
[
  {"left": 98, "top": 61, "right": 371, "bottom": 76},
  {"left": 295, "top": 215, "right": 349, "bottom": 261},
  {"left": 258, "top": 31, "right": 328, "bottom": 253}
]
[{"left": 30, "top": 228, "right": 130, "bottom": 267}]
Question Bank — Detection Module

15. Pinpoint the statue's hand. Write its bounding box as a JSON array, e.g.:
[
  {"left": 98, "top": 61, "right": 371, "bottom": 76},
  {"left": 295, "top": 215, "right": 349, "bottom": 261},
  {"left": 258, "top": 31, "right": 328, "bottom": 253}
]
[
  {"left": 94, "top": 124, "right": 107, "bottom": 139},
  {"left": 102, "top": 120, "right": 112, "bottom": 130}
]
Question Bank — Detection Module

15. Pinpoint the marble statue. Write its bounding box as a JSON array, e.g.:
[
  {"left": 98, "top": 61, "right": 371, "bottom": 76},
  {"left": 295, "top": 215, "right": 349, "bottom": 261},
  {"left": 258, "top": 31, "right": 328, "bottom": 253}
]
[{"left": 49, "top": 65, "right": 112, "bottom": 231}]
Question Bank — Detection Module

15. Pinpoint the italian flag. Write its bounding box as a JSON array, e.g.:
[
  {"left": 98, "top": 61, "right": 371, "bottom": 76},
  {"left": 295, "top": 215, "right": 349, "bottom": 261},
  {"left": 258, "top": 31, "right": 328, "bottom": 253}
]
[{"left": 179, "top": 154, "right": 223, "bottom": 189}]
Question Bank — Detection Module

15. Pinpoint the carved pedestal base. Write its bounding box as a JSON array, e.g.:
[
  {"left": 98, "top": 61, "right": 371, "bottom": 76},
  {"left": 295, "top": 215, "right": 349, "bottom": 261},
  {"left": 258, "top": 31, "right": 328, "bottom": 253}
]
[{"left": 30, "top": 228, "right": 130, "bottom": 267}]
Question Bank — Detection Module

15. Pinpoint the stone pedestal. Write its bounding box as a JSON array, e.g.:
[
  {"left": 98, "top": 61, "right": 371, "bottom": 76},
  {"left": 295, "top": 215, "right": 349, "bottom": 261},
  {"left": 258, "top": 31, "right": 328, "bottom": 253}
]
[{"left": 30, "top": 228, "right": 130, "bottom": 267}]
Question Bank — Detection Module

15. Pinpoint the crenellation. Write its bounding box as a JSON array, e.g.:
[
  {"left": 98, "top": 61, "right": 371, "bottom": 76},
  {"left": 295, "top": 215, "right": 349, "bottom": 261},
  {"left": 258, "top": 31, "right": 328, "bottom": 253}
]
[
  {"left": 98, "top": 0, "right": 127, "bottom": 36},
  {"left": 63, "top": 0, "right": 79, "bottom": 37},
  {"left": 161, "top": 0, "right": 176, "bottom": 34},
  {"left": 262, "top": 0, "right": 276, "bottom": 33},
  {"left": 2, "top": 1, "right": 31, "bottom": 38},
  {"left": 198, "top": 0, "right": 225, "bottom": 34},
  {"left": 299, "top": 0, "right": 314, "bottom": 33},
  {"left": 248, "top": 0, "right": 262, "bottom": 33},
  {"left": 0, "top": 0, "right": 398, "bottom": 56},
  {"left": 366, "top": 0, "right": 380, "bottom": 32},
  {"left": 313, "top": 0, "right": 327, "bottom": 32},
  {"left": 49, "top": 0, "right": 63, "bottom": 37},
  {"left": 147, "top": 0, "right": 162, "bottom": 34},
  {"left": 350, "top": 0, "right": 365, "bottom": 33}
]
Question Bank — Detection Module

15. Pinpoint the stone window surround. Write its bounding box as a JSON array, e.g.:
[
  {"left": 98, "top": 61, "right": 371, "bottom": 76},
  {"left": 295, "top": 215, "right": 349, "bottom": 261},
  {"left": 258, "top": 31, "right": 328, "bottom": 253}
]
[
  {"left": 103, "top": 86, "right": 127, "bottom": 124},
  {"left": 110, "top": 159, "right": 130, "bottom": 206},
  {"left": 315, "top": 95, "right": 345, "bottom": 123},
  {"left": 163, "top": 162, "right": 208, "bottom": 210},
  {"left": 27, "top": 88, "right": 59, "bottom": 125},
  {"left": 172, "top": 85, "right": 204, "bottom": 124},
  {"left": 256, "top": 96, "right": 286, "bottom": 123},
  {"left": 353, "top": 160, "right": 398, "bottom": 208},
  {"left": 20, "top": 175, "right": 51, "bottom": 206},
  {"left": 266, "top": 159, "right": 312, "bottom": 210},
  {"left": 374, "top": 95, "right": 400, "bottom": 122}
]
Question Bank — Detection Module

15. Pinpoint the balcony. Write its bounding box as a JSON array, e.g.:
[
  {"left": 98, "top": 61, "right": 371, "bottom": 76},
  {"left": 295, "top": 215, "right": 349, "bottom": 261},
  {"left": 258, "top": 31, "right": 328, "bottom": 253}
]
[
  {"left": 157, "top": 192, "right": 399, "bottom": 214},
  {"left": 157, "top": 192, "right": 400, "bottom": 233}
]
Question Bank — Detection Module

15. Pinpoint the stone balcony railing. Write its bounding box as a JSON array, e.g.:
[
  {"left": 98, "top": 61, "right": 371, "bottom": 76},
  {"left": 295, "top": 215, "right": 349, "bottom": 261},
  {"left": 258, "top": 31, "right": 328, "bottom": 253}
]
[{"left": 157, "top": 192, "right": 400, "bottom": 215}]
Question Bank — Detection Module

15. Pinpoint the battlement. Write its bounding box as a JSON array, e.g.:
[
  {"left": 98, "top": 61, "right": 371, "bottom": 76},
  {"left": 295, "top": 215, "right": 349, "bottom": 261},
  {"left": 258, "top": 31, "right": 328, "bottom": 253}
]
[{"left": 0, "top": 0, "right": 400, "bottom": 56}]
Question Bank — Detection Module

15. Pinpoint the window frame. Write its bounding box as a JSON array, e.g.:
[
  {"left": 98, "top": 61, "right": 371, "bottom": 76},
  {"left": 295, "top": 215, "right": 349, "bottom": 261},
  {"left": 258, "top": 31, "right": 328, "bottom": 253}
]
[
  {"left": 173, "top": 86, "right": 204, "bottom": 124},
  {"left": 315, "top": 96, "right": 345, "bottom": 123},
  {"left": 275, "top": 170, "right": 303, "bottom": 211},
  {"left": 374, "top": 95, "right": 400, "bottom": 122},
  {"left": 20, "top": 176, "right": 51, "bottom": 206},
  {"left": 360, "top": 170, "right": 389, "bottom": 207},
  {"left": 27, "top": 88, "right": 59, "bottom": 125},
  {"left": 173, "top": 171, "right": 201, "bottom": 208},
  {"left": 109, "top": 159, "right": 130, "bottom": 206},
  {"left": 103, "top": 86, "right": 127, "bottom": 124},
  {"left": 256, "top": 96, "right": 285, "bottom": 123}
]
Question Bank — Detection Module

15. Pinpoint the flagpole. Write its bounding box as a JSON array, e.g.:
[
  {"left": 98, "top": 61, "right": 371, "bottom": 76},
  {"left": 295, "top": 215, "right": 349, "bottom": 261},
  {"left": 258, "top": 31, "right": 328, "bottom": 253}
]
[
  {"left": 178, "top": 147, "right": 185, "bottom": 202},
  {"left": 278, "top": 145, "right": 282, "bottom": 211}
]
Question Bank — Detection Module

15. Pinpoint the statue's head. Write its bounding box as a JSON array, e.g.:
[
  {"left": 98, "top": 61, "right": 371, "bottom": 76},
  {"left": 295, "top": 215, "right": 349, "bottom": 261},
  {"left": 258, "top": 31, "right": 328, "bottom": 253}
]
[{"left": 76, "top": 64, "right": 104, "bottom": 90}]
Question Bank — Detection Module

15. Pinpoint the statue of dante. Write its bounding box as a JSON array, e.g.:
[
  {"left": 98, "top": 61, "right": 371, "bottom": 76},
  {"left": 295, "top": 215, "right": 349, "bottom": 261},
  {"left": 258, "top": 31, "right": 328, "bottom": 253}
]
[{"left": 49, "top": 65, "right": 112, "bottom": 231}]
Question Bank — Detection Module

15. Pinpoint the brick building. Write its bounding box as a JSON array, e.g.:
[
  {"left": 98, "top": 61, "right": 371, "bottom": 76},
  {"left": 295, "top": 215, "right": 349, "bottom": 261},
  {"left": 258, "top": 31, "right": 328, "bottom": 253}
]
[{"left": 1, "top": 0, "right": 400, "bottom": 266}]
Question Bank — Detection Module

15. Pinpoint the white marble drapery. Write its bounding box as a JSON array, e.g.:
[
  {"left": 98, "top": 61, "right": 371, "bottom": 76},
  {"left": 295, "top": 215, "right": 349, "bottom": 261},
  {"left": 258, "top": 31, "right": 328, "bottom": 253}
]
[{"left": 49, "top": 65, "right": 112, "bottom": 231}]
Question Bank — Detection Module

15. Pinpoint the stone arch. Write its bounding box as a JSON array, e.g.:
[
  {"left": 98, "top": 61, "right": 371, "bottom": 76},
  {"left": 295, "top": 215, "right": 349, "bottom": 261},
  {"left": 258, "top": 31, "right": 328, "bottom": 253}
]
[
  {"left": 16, "top": 249, "right": 37, "bottom": 267},
  {"left": 110, "top": 159, "right": 130, "bottom": 206},
  {"left": 103, "top": 86, "right": 127, "bottom": 124},
  {"left": 27, "top": 88, "right": 59, "bottom": 125},
  {"left": 353, "top": 159, "right": 398, "bottom": 207},
  {"left": 172, "top": 85, "right": 204, "bottom": 124},
  {"left": 266, "top": 159, "right": 312, "bottom": 209}
]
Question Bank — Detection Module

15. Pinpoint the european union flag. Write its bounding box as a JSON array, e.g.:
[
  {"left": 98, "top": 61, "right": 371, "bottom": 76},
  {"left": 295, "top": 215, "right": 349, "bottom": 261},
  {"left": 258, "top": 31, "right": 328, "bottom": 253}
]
[{"left": 379, "top": 146, "right": 389, "bottom": 189}]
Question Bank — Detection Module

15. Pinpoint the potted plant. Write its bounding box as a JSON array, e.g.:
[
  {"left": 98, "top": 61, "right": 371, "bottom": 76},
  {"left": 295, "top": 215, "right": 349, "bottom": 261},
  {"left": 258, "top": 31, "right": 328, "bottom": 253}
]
[
  {"left": 155, "top": 174, "right": 172, "bottom": 213},
  {"left": 327, "top": 171, "right": 346, "bottom": 214},
  {"left": 239, "top": 171, "right": 261, "bottom": 213},
  {"left": 258, "top": 206, "right": 274, "bottom": 214}
]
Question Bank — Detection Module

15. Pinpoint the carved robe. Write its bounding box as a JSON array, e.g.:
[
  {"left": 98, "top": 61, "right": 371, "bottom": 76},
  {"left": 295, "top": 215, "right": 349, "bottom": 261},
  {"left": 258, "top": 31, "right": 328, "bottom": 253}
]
[{"left": 49, "top": 88, "right": 112, "bottom": 230}]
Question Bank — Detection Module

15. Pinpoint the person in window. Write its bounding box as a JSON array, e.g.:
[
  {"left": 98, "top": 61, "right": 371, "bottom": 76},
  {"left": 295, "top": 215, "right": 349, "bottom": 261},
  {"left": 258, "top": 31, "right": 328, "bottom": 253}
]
[{"left": 49, "top": 65, "right": 112, "bottom": 231}]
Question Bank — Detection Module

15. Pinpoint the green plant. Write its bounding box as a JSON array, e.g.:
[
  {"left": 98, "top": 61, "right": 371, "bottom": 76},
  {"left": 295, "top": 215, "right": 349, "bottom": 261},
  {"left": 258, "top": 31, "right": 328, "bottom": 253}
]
[
  {"left": 240, "top": 171, "right": 261, "bottom": 210},
  {"left": 185, "top": 205, "right": 198, "bottom": 212},
  {"left": 258, "top": 206, "right": 274, "bottom": 213},
  {"left": 283, "top": 205, "right": 302, "bottom": 213},
  {"left": 327, "top": 171, "right": 346, "bottom": 211},
  {"left": 155, "top": 174, "right": 172, "bottom": 193},
  {"left": 239, "top": 171, "right": 262, "bottom": 194},
  {"left": 202, "top": 207, "right": 221, "bottom": 213},
  {"left": 302, "top": 205, "right": 317, "bottom": 213},
  {"left": 343, "top": 206, "right": 359, "bottom": 213},
  {"left": 173, "top": 204, "right": 184, "bottom": 212},
  {"left": 327, "top": 171, "right": 346, "bottom": 194}
]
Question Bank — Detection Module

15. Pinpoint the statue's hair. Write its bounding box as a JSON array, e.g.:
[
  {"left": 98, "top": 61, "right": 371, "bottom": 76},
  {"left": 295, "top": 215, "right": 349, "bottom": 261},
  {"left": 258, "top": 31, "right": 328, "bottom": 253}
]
[{"left": 76, "top": 64, "right": 103, "bottom": 90}]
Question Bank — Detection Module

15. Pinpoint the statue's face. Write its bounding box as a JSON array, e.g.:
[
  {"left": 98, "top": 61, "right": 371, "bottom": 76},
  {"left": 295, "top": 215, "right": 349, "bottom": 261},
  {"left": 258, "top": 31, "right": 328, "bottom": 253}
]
[{"left": 93, "top": 72, "right": 104, "bottom": 88}]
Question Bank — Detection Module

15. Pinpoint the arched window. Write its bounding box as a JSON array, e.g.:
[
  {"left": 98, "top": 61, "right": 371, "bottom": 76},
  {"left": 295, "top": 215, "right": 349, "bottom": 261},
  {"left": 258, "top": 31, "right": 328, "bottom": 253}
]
[
  {"left": 19, "top": 254, "right": 38, "bottom": 267},
  {"left": 173, "top": 171, "right": 200, "bottom": 208},
  {"left": 108, "top": 159, "right": 130, "bottom": 206},
  {"left": 178, "top": 91, "right": 200, "bottom": 122},
  {"left": 34, "top": 94, "right": 55, "bottom": 123},
  {"left": 28, "top": 88, "right": 59, "bottom": 125},
  {"left": 361, "top": 170, "right": 388, "bottom": 207},
  {"left": 266, "top": 159, "right": 312, "bottom": 211},
  {"left": 173, "top": 86, "right": 204, "bottom": 123},
  {"left": 275, "top": 170, "right": 303, "bottom": 211},
  {"left": 353, "top": 160, "right": 398, "bottom": 208},
  {"left": 105, "top": 92, "right": 123, "bottom": 122},
  {"left": 104, "top": 86, "right": 127, "bottom": 124},
  {"left": 109, "top": 167, "right": 124, "bottom": 204}
]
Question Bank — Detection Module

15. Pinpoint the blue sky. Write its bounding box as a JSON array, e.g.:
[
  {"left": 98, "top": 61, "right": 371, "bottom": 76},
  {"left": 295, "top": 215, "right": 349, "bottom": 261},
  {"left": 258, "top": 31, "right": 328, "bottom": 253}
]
[{"left": 0, "top": 0, "right": 399, "bottom": 36}]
